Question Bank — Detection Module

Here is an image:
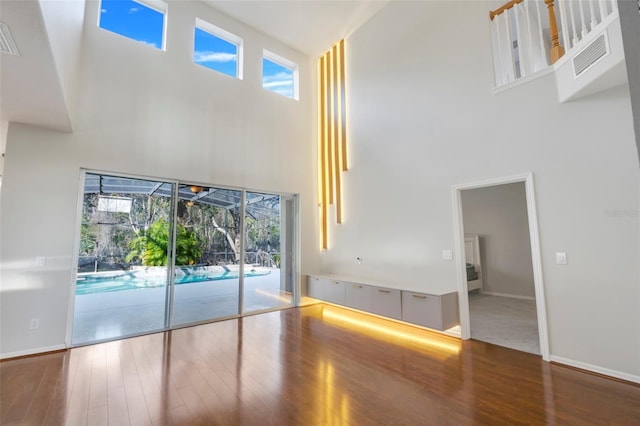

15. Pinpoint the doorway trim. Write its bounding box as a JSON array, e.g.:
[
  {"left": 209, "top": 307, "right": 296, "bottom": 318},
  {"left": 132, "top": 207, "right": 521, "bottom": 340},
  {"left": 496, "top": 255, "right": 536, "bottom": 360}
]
[{"left": 452, "top": 173, "right": 550, "bottom": 361}]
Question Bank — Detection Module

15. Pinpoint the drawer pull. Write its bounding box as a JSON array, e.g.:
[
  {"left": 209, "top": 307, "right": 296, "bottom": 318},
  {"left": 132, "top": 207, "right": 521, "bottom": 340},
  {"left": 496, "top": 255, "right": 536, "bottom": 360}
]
[
  {"left": 334, "top": 282, "right": 340, "bottom": 285},
  {"left": 412, "top": 294, "right": 427, "bottom": 299},
  {"left": 378, "top": 289, "right": 391, "bottom": 293},
  {"left": 353, "top": 285, "right": 362, "bottom": 288}
]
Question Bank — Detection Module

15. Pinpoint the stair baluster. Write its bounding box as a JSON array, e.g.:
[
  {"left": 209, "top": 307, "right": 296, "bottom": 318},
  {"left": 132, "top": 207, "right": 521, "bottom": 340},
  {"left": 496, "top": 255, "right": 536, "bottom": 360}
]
[{"left": 544, "top": 0, "right": 565, "bottom": 63}]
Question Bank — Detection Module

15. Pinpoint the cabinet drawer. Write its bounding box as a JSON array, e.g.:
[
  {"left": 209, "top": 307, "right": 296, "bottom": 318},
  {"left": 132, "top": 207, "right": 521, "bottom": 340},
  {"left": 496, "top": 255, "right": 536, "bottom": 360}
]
[
  {"left": 307, "top": 276, "right": 325, "bottom": 300},
  {"left": 345, "top": 283, "right": 371, "bottom": 312},
  {"left": 324, "top": 280, "right": 346, "bottom": 305},
  {"left": 402, "top": 291, "right": 443, "bottom": 329},
  {"left": 401, "top": 291, "right": 459, "bottom": 330},
  {"left": 369, "top": 287, "right": 402, "bottom": 320}
]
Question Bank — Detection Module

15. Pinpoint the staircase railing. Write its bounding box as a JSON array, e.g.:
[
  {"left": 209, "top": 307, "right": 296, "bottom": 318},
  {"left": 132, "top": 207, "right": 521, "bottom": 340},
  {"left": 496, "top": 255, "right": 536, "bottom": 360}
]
[
  {"left": 489, "top": 0, "right": 618, "bottom": 87},
  {"left": 557, "top": 0, "right": 618, "bottom": 51}
]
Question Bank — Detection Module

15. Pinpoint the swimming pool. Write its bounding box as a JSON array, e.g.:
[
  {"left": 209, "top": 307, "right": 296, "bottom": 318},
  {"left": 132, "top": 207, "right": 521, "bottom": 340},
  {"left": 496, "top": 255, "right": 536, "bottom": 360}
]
[{"left": 75, "top": 268, "right": 270, "bottom": 295}]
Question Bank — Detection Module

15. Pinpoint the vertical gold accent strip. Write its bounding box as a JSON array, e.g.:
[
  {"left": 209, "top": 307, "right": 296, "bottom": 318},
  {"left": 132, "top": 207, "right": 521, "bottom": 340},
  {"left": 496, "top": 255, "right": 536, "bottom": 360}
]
[
  {"left": 326, "top": 49, "right": 334, "bottom": 205},
  {"left": 339, "top": 39, "right": 348, "bottom": 171},
  {"left": 322, "top": 54, "right": 330, "bottom": 210},
  {"left": 319, "top": 56, "right": 328, "bottom": 250},
  {"left": 318, "top": 57, "right": 325, "bottom": 206},
  {"left": 332, "top": 44, "right": 342, "bottom": 223},
  {"left": 334, "top": 44, "right": 344, "bottom": 171}
]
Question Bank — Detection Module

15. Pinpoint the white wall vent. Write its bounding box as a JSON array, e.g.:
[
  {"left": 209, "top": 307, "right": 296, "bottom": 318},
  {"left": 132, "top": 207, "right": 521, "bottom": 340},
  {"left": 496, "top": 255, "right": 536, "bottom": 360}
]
[
  {"left": 0, "top": 22, "right": 20, "bottom": 56},
  {"left": 573, "top": 32, "right": 608, "bottom": 78}
]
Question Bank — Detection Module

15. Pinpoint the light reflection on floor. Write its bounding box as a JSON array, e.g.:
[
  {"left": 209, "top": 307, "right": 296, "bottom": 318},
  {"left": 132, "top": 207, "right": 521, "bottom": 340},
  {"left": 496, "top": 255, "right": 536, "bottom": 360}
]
[{"left": 303, "top": 303, "right": 461, "bottom": 359}]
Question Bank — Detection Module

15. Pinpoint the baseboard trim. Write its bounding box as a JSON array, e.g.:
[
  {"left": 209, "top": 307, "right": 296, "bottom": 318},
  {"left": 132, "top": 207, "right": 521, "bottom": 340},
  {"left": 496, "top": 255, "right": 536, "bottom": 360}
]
[
  {"left": 481, "top": 291, "right": 536, "bottom": 301},
  {"left": 550, "top": 355, "right": 640, "bottom": 385},
  {"left": 1, "top": 344, "right": 67, "bottom": 361},
  {"left": 442, "top": 326, "right": 461, "bottom": 338}
]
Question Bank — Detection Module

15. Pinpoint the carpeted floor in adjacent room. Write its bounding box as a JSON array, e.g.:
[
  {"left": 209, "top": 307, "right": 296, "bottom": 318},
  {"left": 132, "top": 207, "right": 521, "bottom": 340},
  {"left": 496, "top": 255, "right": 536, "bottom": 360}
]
[{"left": 469, "top": 292, "right": 540, "bottom": 355}]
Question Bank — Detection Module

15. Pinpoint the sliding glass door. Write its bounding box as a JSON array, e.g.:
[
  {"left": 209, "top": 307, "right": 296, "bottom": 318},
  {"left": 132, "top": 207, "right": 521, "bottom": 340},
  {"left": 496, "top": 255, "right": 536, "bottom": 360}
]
[
  {"left": 242, "top": 192, "right": 294, "bottom": 313},
  {"left": 72, "top": 174, "right": 174, "bottom": 345},
  {"left": 72, "top": 172, "right": 297, "bottom": 345},
  {"left": 171, "top": 185, "right": 243, "bottom": 326}
]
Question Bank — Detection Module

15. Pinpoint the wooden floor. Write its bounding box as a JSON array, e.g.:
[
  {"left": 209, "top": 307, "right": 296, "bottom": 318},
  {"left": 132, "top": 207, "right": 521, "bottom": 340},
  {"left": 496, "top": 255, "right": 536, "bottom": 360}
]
[{"left": 1, "top": 304, "right": 639, "bottom": 426}]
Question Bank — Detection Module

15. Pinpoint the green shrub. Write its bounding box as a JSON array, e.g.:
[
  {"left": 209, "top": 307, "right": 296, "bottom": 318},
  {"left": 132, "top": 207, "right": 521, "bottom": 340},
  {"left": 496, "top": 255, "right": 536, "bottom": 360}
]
[{"left": 126, "top": 219, "right": 202, "bottom": 266}]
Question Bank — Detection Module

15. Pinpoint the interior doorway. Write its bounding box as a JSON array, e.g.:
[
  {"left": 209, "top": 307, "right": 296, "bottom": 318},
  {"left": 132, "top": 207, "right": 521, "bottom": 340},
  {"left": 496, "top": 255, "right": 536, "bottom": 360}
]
[
  {"left": 452, "top": 174, "right": 549, "bottom": 360},
  {"left": 461, "top": 182, "right": 539, "bottom": 354}
]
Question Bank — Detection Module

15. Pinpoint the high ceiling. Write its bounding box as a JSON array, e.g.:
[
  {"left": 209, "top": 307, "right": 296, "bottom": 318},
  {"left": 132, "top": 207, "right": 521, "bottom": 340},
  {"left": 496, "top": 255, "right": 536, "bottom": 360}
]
[
  {"left": 0, "top": 0, "right": 387, "bottom": 133},
  {"left": 203, "top": 0, "right": 388, "bottom": 57}
]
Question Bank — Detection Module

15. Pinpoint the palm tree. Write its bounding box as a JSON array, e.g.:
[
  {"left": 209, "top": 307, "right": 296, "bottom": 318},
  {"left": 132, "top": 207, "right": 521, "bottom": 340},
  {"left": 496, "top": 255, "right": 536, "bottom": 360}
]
[{"left": 126, "top": 219, "right": 202, "bottom": 266}]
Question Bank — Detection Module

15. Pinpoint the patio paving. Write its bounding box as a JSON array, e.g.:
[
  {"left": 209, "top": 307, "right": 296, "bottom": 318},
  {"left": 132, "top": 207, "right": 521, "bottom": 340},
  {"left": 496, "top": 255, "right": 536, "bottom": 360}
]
[{"left": 72, "top": 269, "right": 289, "bottom": 345}]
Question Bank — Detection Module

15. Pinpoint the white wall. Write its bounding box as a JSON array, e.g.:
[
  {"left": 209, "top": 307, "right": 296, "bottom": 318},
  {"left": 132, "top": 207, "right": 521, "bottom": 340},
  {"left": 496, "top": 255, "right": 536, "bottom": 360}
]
[
  {"left": 461, "top": 182, "right": 534, "bottom": 298},
  {"left": 0, "top": 0, "right": 317, "bottom": 357},
  {"left": 320, "top": 1, "right": 640, "bottom": 379}
]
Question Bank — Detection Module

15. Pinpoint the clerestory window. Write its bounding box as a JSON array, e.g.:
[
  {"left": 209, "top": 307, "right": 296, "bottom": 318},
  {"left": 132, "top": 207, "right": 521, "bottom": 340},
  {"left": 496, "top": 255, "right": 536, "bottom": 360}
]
[
  {"left": 194, "top": 19, "right": 243, "bottom": 79},
  {"left": 262, "top": 49, "right": 298, "bottom": 100},
  {"left": 98, "top": 0, "right": 167, "bottom": 50}
]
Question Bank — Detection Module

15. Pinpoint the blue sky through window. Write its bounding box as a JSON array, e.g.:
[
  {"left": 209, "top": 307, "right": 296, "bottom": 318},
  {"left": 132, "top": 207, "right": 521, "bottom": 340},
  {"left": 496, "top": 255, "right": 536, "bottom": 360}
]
[
  {"left": 263, "top": 58, "right": 294, "bottom": 99},
  {"left": 194, "top": 28, "right": 238, "bottom": 78},
  {"left": 99, "top": 0, "right": 164, "bottom": 49}
]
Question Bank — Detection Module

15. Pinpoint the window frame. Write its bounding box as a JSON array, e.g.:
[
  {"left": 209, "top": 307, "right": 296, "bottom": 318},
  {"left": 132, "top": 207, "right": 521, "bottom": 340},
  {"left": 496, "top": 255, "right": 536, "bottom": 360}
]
[
  {"left": 262, "top": 49, "right": 299, "bottom": 100},
  {"left": 193, "top": 18, "right": 243, "bottom": 80},
  {"left": 97, "top": 0, "right": 168, "bottom": 51}
]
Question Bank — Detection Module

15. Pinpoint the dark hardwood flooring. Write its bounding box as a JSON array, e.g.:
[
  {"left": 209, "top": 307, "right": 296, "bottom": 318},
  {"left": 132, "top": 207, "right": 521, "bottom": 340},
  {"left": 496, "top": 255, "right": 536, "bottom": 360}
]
[{"left": 1, "top": 304, "right": 639, "bottom": 425}]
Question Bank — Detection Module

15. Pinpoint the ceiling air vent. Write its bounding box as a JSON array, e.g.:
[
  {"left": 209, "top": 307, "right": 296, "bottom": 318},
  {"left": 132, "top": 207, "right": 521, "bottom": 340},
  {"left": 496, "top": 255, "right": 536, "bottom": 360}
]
[
  {"left": 573, "top": 32, "right": 608, "bottom": 78},
  {"left": 0, "top": 22, "right": 20, "bottom": 56}
]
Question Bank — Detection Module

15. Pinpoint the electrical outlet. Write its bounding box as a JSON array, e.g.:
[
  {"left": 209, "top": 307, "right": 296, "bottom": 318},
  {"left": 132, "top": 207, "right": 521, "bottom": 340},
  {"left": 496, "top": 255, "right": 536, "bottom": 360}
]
[
  {"left": 35, "top": 256, "right": 46, "bottom": 267},
  {"left": 556, "top": 252, "right": 567, "bottom": 265},
  {"left": 442, "top": 250, "right": 453, "bottom": 261},
  {"left": 30, "top": 318, "right": 40, "bottom": 330}
]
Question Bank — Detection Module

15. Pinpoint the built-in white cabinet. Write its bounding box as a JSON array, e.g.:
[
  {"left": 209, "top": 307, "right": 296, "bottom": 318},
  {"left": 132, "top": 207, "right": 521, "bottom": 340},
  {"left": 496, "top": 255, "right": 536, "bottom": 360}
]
[
  {"left": 369, "top": 287, "right": 402, "bottom": 320},
  {"left": 401, "top": 291, "right": 458, "bottom": 331},
  {"left": 345, "top": 283, "right": 371, "bottom": 312},
  {"left": 306, "top": 275, "right": 459, "bottom": 331}
]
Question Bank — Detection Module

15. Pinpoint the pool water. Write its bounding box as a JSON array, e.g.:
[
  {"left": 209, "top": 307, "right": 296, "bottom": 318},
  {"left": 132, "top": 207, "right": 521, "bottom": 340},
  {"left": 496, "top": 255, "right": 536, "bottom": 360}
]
[{"left": 76, "top": 269, "right": 270, "bottom": 295}]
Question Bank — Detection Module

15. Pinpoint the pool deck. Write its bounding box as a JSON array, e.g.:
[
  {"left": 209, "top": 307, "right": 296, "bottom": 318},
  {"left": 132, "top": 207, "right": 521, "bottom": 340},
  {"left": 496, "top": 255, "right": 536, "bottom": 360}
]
[{"left": 72, "top": 269, "right": 289, "bottom": 345}]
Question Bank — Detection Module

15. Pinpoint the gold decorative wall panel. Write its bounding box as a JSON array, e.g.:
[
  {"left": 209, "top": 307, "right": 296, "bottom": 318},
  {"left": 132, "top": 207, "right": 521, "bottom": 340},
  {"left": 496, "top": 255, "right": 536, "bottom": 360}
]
[{"left": 318, "top": 40, "right": 348, "bottom": 250}]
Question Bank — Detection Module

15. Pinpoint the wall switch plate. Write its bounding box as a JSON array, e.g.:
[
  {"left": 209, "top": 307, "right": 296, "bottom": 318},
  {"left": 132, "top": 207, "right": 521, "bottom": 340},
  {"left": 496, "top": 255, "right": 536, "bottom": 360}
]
[
  {"left": 35, "top": 256, "right": 45, "bottom": 267},
  {"left": 442, "top": 250, "right": 453, "bottom": 261},
  {"left": 556, "top": 252, "right": 567, "bottom": 265}
]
